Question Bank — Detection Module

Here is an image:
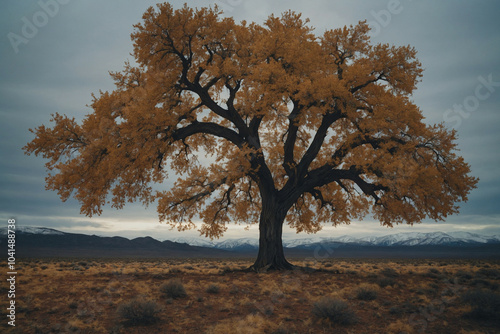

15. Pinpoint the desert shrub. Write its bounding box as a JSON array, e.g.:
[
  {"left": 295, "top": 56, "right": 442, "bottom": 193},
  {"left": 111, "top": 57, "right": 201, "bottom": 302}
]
[
  {"left": 476, "top": 268, "right": 500, "bottom": 279},
  {"left": 219, "top": 266, "right": 232, "bottom": 274},
  {"left": 117, "top": 298, "right": 162, "bottom": 325},
  {"left": 355, "top": 284, "right": 378, "bottom": 301},
  {"left": 168, "top": 267, "right": 183, "bottom": 274},
  {"left": 160, "top": 279, "right": 187, "bottom": 299},
  {"left": 454, "top": 270, "right": 474, "bottom": 284},
  {"left": 424, "top": 268, "right": 445, "bottom": 279},
  {"left": 206, "top": 283, "right": 220, "bottom": 294},
  {"left": 461, "top": 289, "right": 500, "bottom": 321},
  {"left": 456, "top": 270, "right": 473, "bottom": 279},
  {"left": 152, "top": 273, "right": 167, "bottom": 280},
  {"left": 377, "top": 276, "right": 396, "bottom": 288},
  {"left": 389, "top": 302, "right": 419, "bottom": 315},
  {"left": 380, "top": 268, "right": 399, "bottom": 278},
  {"left": 389, "top": 306, "right": 402, "bottom": 315},
  {"left": 429, "top": 267, "right": 440, "bottom": 274},
  {"left": 312, "top": 297, "right": 357, "bottom": 325},
  {"left": 470, "top": 279, "right": 499, "bottom": 290}
]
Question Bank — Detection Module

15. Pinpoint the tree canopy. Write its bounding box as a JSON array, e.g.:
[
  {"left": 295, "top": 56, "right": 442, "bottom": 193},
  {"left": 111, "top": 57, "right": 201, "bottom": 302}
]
[{"left": 24, "top": 3, "right": 478, "bottom": 270}]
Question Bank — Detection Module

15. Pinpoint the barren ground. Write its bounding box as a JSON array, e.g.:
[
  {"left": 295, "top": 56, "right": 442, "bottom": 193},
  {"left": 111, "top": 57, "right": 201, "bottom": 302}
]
[{"left": 2, "top": 258, "right": 500, "bottom": 333}]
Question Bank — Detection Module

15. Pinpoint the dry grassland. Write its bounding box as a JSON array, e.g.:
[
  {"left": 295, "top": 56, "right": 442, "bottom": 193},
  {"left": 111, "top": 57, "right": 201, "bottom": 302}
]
[{"left": 1, "top": 258, "right": 500, "bottom": 333}]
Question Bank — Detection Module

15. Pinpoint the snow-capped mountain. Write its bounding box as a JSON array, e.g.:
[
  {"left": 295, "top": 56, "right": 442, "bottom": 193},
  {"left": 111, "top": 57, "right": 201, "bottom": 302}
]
[
  {"left": 0, "top": 226, "right": 65, "bottom": 235},
  {"left": 283, "top": 236, "right": 371, "bottom": 248},
  {"left": 171, "top": 231, "right": 500, "bottom": 250},
  {"left": 170, "top": 237, "right": 259, "bottom": 251},
  {"left": 171, "top": 237, "right": 216, "bottom": 248},
  {"left": 363, "top": 232, "right": 458, "bottom": 246},
  {"left": 214, "top": 238, "right": 259, "bottom": 250},
  {"left": 362, "top": 232, "right": 500, "bottom": 247},
  {"left": 447, "top": 231, "right": 499, "bottom": 243}
]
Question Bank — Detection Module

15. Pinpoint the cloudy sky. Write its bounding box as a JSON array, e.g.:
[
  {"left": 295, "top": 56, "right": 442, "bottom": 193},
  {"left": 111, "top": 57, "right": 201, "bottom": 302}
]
[{"left": 1, "top": 0, "right": 499, "bottom": 241}]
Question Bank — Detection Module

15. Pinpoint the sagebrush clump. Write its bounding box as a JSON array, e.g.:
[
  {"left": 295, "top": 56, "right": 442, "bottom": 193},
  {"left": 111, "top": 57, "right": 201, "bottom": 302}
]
[
  {"left": 117, "top": 298, "right": 162, "bottom": 325},
  {"left": 312, "top": 297, "right": 358, "bottom": 325},
  {"left": 160, "top": 278, "right": 187, "bottom": 299},
  {"left": 355, "top": 284, "right": 379, "bottom": 301},
  {"left": 461, "top": 288, "right": 500, "bottom": 320}
]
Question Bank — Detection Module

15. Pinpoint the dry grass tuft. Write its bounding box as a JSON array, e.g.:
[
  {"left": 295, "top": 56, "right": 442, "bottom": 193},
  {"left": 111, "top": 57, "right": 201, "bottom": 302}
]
[
  {"left": 354, "top": 283, "right": 379, "bottom": 301},
  {"left": 160, "top": 278, "right": 187, "bottom": 299},
  {"left": 116, "top": 297, "right": 162, "bottom": 325},
  {"left": 206, "top": 314, "right": 280, "bottom": 334},
  {"left": 206, "top": 283, "right": 221, "bottom": 294},
  {"left": 386, "top": 319, "right": 415, "bottom": 334},
  {"left": 312, "top": 297, "right": 358, "bottom": 325},
  {"left": 461, "top": 288, "right": 500, "bottom": 321}
]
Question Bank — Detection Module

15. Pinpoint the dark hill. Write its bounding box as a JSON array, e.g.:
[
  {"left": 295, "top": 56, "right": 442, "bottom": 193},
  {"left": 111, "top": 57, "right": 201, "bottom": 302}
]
[{"left": 4, "top": 230, "right": 231, "bottom": 258}]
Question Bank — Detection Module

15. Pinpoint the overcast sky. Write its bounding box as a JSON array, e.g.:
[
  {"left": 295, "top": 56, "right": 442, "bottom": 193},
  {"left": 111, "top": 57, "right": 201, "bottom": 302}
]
[{"left": 1, "top": 0, "right": 499, "bottom": 241}]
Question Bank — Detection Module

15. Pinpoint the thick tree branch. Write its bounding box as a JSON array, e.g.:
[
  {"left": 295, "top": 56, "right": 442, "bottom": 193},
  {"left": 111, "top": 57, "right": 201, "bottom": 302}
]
[
  {"left": 345, "top": 166, "right": 385, "bottom": 203},
  {"left": 154, "top": 25, "right": 247, "bottom": 136},
  {"left": 248, "top": 116, "right": 263, "bottom": 149},
  {"left": 283, "top": 100, "right": 301, "bottom": 175},
  {"left": 172, "top": 121, "right": 243, "bottom": 147},
  {"left": 307, "top": 188, "right": 334, "bottom": 210},
  {"left": 282, "top": 165, "right": 386, "bottom": 209},
  {"left": 295, "top": 110, "right": 342, "bottom": 180}
]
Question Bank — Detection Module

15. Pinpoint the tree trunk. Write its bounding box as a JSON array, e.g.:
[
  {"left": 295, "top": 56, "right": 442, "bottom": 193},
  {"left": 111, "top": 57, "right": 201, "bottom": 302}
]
[{"left": 250, "top": 201, "right": 294, "bottom": 272}]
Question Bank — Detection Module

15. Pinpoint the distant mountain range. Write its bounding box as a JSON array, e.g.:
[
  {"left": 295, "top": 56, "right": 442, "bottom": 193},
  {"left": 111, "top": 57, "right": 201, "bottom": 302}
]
[
  {"left": 172, "top": 231, "right": 500, "bottom": 250},
  {"left": 1, "top": 227, "right": 499, "bottom": 258}
]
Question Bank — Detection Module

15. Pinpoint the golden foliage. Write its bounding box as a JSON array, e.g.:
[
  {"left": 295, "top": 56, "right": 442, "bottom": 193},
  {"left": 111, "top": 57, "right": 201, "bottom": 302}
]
[{"left": 24, "top": 3, "right": 477, "bottom": 238}]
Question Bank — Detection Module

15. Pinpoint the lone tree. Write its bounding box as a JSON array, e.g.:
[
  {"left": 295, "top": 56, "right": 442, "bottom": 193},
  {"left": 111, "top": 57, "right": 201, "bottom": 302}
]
[{"left": 25, "top": 4, "right": 477, "bottom": 271}]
